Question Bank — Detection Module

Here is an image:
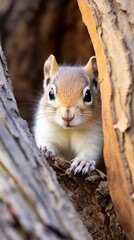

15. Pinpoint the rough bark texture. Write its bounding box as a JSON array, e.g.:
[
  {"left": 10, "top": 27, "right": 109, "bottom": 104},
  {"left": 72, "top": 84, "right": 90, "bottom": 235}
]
[
  {"left": 0, "top": 43, "right": 126, "bottom": 239},
  {"left": 0, "top": 45, "right": 91, "bottom": 240},
  {"left": 0, "top": 0, "right": 94, "bottom": 123},
  {"left": 48, "top": 158, "right": 126, "bottom": 240},
  {"left": 77, "top": 0, "right": 134, "bottom": 239}
]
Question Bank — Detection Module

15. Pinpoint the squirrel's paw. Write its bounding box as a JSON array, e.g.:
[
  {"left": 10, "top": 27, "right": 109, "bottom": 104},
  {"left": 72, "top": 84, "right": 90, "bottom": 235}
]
[
  {"left": 39, "top": 146, "right": 55, "bottom": 159},
  {"left": 70, "top": 158, "right": 95, "bottom": 175}
]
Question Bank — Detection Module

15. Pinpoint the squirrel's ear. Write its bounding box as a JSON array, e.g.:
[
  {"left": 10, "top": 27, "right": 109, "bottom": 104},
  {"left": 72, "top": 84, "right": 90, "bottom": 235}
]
[
  {"left": 43, "top": 54, "right": 59, "bottom": 89},
  {"left": 84, "top": 56, "right": 99, "bottom": 91},
  {"left": 84, "top": 56, "right": 98, "bottom": 80},
  {"left": 44, "top": 54, "right": 59, "bottom": 78}
]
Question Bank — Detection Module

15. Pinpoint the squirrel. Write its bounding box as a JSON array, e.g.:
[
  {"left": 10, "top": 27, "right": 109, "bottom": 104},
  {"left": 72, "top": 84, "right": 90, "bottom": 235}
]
[{"left": 34, "top": 55, "right": 103, "bottom": 175}]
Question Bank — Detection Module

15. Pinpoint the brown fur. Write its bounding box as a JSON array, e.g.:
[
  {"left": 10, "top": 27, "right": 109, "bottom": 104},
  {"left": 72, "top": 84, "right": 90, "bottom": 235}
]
[{"left": 55, "top": 67, "right": 88, "bottom": 107}]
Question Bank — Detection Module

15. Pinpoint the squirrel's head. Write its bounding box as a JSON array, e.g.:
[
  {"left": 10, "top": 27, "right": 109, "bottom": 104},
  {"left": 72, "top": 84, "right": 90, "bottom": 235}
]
[{"left": 41, "top": 54, "right": 101, "bottom": 129}]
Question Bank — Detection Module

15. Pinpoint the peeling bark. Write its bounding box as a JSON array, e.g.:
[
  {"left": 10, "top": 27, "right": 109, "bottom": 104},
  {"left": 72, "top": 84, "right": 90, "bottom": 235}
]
[{"left": 77, "top": 0, "right": 134, "bottom": 239}]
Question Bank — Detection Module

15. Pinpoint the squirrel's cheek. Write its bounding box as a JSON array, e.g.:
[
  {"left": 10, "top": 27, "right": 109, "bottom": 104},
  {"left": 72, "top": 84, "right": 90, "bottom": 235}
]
[
  {"left": 54, "top": 114, "right": 64, "bottom": 127},
  {"left": 71, "top": 116, "right": 84, "bottom": 126}
]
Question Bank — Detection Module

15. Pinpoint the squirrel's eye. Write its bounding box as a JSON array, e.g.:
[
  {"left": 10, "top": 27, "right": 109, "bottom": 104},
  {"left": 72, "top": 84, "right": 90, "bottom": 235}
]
[
  {"left": 84, "top": 89, "right": 91, "bottom": 102},
  {"left": 83, "top": 86, "right": 93, "bottom": 105},
  {"left": 49, "top": 88, "right": 55, "bottom": 101}
]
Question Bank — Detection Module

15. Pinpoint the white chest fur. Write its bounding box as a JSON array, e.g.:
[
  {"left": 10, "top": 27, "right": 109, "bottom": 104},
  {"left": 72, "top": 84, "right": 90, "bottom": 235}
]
[{"left": 34, "top": 115, "right": 103, "bottom": 163}]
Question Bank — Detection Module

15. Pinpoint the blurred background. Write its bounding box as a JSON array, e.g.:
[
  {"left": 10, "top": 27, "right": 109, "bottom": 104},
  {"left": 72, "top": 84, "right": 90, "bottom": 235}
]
[{"left": 0, "top": 0, "right": 94, "bottom": 126}]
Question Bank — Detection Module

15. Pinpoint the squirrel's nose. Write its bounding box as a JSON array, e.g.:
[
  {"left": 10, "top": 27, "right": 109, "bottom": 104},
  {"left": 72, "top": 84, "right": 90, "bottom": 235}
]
[{"left": 62, "top": 116, "right": 74, "bottom": 122}]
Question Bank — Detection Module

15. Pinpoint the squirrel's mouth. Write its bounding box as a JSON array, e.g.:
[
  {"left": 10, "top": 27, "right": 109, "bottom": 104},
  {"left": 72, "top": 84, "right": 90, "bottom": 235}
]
[
  {"left": 66, "top": 123, "right": 72, "bottom": 128},
  {"left": 65, "top": 122, "right": 76, "bottom": 128}
]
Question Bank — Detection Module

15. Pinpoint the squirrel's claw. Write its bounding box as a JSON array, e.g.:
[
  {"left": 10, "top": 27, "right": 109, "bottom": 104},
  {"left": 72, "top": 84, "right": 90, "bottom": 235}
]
[
  {"left": 40, "top": 146, "right": 55, "bottom": 159},
  {"left": 70, "top": 158, "right": 95, "bottom": 175}
]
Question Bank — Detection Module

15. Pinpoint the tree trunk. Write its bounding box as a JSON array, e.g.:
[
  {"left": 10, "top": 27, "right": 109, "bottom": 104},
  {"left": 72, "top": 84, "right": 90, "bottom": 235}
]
[
  {"left": 0, "top": 43, "right": 126, "bottom": 239},
  {"left": 77, "top": 0, "right": 134, "bottom": 239}
]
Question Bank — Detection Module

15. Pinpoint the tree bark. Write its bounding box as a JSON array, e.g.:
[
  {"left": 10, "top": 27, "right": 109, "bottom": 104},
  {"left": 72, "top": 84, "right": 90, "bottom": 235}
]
[
  {"left": 0, "top": 44, "right": 91, "bottom": 240},
  {"left": 0, "top": 43, "right": 126, "bottom": 239},
  {"left": 77, "top": 0, "right": 134, "bottom": 239}
]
